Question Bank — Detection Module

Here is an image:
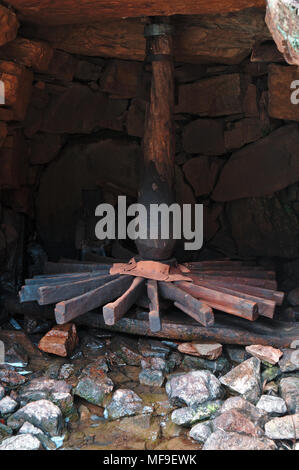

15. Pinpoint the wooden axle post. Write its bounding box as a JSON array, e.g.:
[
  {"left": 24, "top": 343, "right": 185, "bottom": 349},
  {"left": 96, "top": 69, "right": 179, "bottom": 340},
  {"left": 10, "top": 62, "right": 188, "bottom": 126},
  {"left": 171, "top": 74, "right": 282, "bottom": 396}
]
[{"left": 136, "top": 17, "right": 176, "bottom": 260}]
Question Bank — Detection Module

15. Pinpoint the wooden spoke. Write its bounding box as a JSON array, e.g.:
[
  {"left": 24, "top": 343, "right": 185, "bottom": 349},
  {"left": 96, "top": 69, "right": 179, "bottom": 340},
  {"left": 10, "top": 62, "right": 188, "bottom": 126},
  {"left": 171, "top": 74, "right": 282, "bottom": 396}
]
[
  {"left": 158, "top": 281, "right": 214, "bottom": 327},
  {"left": 55, "top": 275, "right": 132, "bottom": 324},
  {"left": 175, "top": 281, "right": 258, "bottom": 321},
  {"left": 147, "top": 279, "right": 161, "bottom": 332}
]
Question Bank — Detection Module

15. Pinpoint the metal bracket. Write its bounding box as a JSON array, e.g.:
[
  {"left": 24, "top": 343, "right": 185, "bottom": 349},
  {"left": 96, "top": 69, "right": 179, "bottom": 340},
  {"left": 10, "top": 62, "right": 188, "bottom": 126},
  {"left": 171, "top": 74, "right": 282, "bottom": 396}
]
[{"left": 144, "top": 23, "right": 174, "bottom": 38}]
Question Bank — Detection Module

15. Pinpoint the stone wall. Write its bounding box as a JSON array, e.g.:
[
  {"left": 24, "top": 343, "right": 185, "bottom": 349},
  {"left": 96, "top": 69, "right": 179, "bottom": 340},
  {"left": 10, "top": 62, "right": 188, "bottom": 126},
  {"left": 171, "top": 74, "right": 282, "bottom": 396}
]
[{"left": 0, "top": 3, "right": 299, "bottom": 287}]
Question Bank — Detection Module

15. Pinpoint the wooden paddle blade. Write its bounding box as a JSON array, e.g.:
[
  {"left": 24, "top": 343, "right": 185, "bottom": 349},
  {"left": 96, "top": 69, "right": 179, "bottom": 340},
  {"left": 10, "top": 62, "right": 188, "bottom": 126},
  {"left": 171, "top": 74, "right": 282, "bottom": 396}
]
[
  {"left": 38, "top": 274, "right": 119, "bottom": 305},
  {"left": 103, "top": 276, "right": 145, "bottom": 326},
  {"left": 175, "top": 281, "right": 258, "bottom": 321},
  {"left": 55, "top": 275, "right": 132, "bottom": 324},
  {"left": 158, "top": 281, "right": 214, "bottom": 327},
  {"left": 147, "top": 279, "right": 161, "bottom": 332}
]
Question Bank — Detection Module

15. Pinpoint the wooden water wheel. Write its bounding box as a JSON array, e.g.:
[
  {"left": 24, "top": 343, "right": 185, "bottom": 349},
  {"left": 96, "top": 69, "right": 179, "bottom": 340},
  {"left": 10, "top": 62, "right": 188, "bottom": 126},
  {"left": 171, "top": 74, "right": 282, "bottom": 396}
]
[{"left": 19, "top": 17, "right": 288, "bottom": 340}]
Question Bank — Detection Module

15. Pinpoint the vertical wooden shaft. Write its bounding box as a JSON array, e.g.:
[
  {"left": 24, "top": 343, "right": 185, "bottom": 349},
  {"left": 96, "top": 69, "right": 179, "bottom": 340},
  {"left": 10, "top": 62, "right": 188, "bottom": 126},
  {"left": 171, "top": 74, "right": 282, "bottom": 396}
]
[{"left": 136, "top": 17, "right": 176, "bottom": 260}]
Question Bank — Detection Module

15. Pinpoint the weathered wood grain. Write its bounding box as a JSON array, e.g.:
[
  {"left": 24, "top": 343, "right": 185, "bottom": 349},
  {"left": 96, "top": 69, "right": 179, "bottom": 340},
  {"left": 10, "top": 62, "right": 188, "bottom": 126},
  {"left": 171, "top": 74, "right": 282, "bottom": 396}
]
[
  {"left": 55, "top": 275, "right": 132, "bottom": 324},
  {"left": 7, "top": 1, "right": 265, "bottom": 24},
  {"left": 147, "top": 279, "right": 161, "bottom": 332},
  {"left": 103, "top": 276, "right": 145, "bottom": 325},
  {"left": 159, "top": 281, "right": 214, "bottom": 327}
]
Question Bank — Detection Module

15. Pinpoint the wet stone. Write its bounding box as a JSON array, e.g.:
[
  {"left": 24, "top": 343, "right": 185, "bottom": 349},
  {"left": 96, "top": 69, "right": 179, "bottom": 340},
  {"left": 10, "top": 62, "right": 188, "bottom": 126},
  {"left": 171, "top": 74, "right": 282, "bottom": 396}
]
[
  {"left": 51, "top": 392, "right": 75, "bottom": 417},
  {"left": 189, "top": 422, "right": 212, "bottom": 443},
  {"left": 4, "top": 343, "right": 28, "bottom": 368},
  {"left": 265, "top": 414, "right": 299, "bottom": 440},
  {"left": 166, "top": 371, "right": 223, "bottom": 408},
  {"left": 279, "top": 349, "right": 299, "bottom": 373},
  {"left": 0, "top": 396, "right": 18, "bottom": 415},
  {"left": 182, "top": 355, "right": 230, "bottom": 376},
  {"left": 171, "top": 400, "right": 222, "bottom": 427},
  {"left": 219, "top": 357, "right": 262, "bottom": 404},
  {"left": 104, "top": 389, "right": 143, "bottom": 420},
  {"left": 44, "top": 364, "right": 61, "bottom": 379},
  {"left": 0, "top": 384, "right": 4, "bottom": 399},
  {"left": 246, "top": 345, "right": 283, "bottom": 365},
  {"left": 18, "top": 423, "right": 57, "bottom": 449},
  {"left": 167, "top": 352, "right": 182, "bottom": 371},
  {"left": 18, "top": 421, "right": 44, "bottom": 436},
  {"left": 0, "top": 422, "right": 13, "bottom": 440},
  {"left": 74, "top": 375, "right": 113, "bottom": 406},
  {"left": 18, "top": 377, "right": 72, "bottom": 406},
  {"left": 7, "top": 399, "right": 63, "bottom": 437},
  {"left": 138, "top": 339, "right": 170, "bottom": 359},
  {"left": 0, "top": 367, "right": 27, "bottom": 387},
  {"left": 141, "top": 357, "right": 168, "bottom": 372},
  {"left": 139, "top": 369, "right": 165, "bottom": 388},
  {"left": 279, "top": 376, "right": 299, "bottom": 414},
  {"left": 220, "top": 396, "right": 267, "bottom": 427},
  {"left": 58, "top": 363, "right": 75, "bottom": 380},
  {"left": 224, "top": 345, "right": 247, "bottom": 364},
  {"left": 0, "top": 434, "right": 42, "bottom": 450},
  {"left": 189, "top": 342, "right": 223, "bottom": 360},
  {"left": 212, "top": 409, "right": 264, "bottom": 437},
  {"left": 111, "top": 336, "right": 143, "bottom": 366},
  {"left": 203, "top": 430, "right": 276, "bottom": 450},
  {"left": 256, "top": 395, "right": 287, "bottom": 416}
]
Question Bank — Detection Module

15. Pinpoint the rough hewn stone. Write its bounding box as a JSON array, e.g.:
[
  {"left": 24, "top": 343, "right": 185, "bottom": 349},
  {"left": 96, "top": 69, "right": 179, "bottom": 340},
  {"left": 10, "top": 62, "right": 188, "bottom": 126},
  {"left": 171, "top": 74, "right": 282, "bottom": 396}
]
[
  {"left": 0, "top": 434, "right": 42, "bottom": 450},
  {"left": 29, "top": 133, "right": 64, "bottom": 165},
  {"left": 126, "top": 99, "right": 145, "bottom": 137},
  {"left": 213, "top": 125, "right": 299, "bottom": 201},
  {"left": 256, "top": 395, "right": 287, "bottom": 416},
  {"left": 224, "top": 117, "right": 266, "bottom": 151},
  {"left": 189, "top": 422, "right": 212, "bottom": 443},
  {"left": 0, "top": 367, "right": 27, "bottom": 387},
  {"left": 287, "top": 286, "right": 299, "bottom": 306},
  {"left": 279, "top": 377, "right": 299, "bottom": 414},
  {"left": 171, "top": 400, "right": 222, "bottom": 426},
  {"left": 203, "top": 429, "right": 276, "bottom": 450},
  {"left": 182, "top": 119, "right": 225, "bottom": 155},
  {"left": 7, "top": 400, "right": 63, "bottom": 437},
  {"left": 266, "top": 0, "right": 299, "bottom": 65},
  {"left": 74, "top": 374, "right": 113, "bottom": 407},
  {"left": 246, "top": 345, "right": 283, "bottom": 365},
  {"left": 38, "top": 323, "right": 79, "bottom": 357},
  {"left": 0, "top": 5, "right": 19, "bottom": 47},
  {"left": 166, "top": 371, "right": 223, "bottom": 407},
  {"left": 0, "top": 396, "right": 18, "bottom": 416},
  {"left": 219, "top": 358, "right": 262, "bottom": 404},
  {"left": 226, "top": 193, "right": 299, "bottom": 258},
  {"left": 177, "top": 74, "right": 243, "bottom": 116},
  {"left": 265, "top": 413, "right": 299, "bottom": 440},
  {"left": 220, "top": 396, "right": 267, "bottom": 426},
  {"left": 212, "top": 408, "right": 264, "bottom": 437},
  {"left": 279, "top": 348, "right": 299, "bottom": 372},
  {"left": 105, "top": 389, "right": 143, "bottom": 420},
  {"left": 100, "top": 60, "right": 142, "bottom": 98},
  {"left": 40, "top": 83, "right": 127, "bottom": 134},
  {"left": 0, "top": 38, "right": 53, "bottom": 71},
  {"left": 183, "top": 156, "right": 224, "bottom": 197},
  {"left": 139, "top": 369, "right": 165, "bottom": 388}
]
